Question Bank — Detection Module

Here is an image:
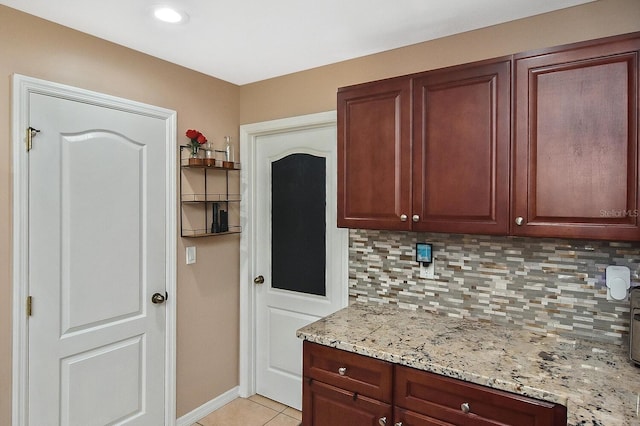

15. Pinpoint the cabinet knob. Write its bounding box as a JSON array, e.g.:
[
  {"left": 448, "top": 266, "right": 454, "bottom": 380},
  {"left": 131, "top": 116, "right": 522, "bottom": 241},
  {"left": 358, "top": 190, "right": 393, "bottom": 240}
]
[
  {"left": 461, "top": 402, "right": 471, "bottom": 414},
  {"left": 412, "top": 214, "right": 420, "bottom": 222},
  {"left": 378, "top": 417, "right": 387, "bottom": 426},
  {"left": 338, "top": 367, "right": 347, "bottom": 376},
  {"left": 400, "top": 214, "right": 408, "bottom": 222},
  {"left": 515, "top": 216, "right": 524, "bottom": 226},
  {"left": 394, "top": 423, "right": 403, "bottom": 426}
]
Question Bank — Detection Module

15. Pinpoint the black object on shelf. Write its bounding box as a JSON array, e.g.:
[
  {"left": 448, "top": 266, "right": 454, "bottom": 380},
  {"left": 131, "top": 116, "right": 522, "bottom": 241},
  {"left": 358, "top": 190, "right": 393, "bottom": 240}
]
[
  {"left": 220, "top": 209, "right": 229, "bottom": 232},
  {"left": 211, "top": 204, "right": 220, "bottom": 233}
]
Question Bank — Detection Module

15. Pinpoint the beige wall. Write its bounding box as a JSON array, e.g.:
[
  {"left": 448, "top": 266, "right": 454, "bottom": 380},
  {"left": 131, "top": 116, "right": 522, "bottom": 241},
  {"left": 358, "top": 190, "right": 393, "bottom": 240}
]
[
  {"left": 0, "top": 5, "right": 240, "bottom": 422},
  {"left": 2, "top": 0, "right": 640, "bottom": 424},
  {"left": 240, "top": 0, "right": 640, "bottom": 124}
]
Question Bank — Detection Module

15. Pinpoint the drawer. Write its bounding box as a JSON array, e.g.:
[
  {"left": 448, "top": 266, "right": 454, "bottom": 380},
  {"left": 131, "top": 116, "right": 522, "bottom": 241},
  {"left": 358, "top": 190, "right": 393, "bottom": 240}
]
[
  {"left": 394, "top": 366, "right": 566, "bottom": 426},
  {"left": 303, "top": 341, "right": 393, "bottom": 403},
  {"left": 395, "top": 407, "right": 456, "bottom": 426},
  {"left": 396, "top": 406, "right": 505, "bottom": 426}
]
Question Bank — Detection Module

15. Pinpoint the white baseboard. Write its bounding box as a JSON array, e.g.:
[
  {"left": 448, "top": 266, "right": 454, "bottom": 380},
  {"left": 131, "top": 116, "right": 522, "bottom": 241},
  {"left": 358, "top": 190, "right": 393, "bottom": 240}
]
[{"left": 176, "top": 386, "right": 240, "bottom": 426}]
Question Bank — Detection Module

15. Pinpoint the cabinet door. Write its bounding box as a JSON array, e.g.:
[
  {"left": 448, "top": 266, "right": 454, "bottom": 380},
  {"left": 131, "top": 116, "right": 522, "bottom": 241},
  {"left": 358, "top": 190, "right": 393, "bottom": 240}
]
[
  {"left": 303, "top": 379, "right": 392, "bottom": 426},
  {"left": 513, "top": 35, "right": 640, "bottom": 240},
  {"left": 412, "top": 59, "right": 511, "bottom": 234},
  {"left": 337, "top": 77, "right": 412, "bottom": 230}
]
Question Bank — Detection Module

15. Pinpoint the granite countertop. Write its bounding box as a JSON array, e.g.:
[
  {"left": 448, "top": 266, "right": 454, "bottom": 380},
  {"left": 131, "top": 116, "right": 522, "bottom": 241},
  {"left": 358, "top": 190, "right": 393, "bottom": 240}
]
[{"left": 296, "top": 302, "right": 640, "bottom": 426}]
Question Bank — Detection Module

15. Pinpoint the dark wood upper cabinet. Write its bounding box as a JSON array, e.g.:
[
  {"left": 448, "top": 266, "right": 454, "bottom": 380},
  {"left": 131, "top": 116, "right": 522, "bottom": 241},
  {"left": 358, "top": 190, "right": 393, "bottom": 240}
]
[
  {"left": 412, "top": 59, "right": 511, "bottom": 234},
  {"left": 513, "top": 34, "right": 640, "bottom": 240},
  {"left": 337, "top": 59, "right": 510, "bottom": 234},
  {"left": 337, "top": 76, "right": 412, "bottom": 230},
  {"left": 338, "top": 31, "right": 640, "bottom": 241}
]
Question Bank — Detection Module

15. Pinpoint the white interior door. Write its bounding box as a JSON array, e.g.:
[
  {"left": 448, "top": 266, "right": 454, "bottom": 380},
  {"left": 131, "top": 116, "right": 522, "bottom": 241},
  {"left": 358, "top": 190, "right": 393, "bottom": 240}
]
[
  {"left": 27, "top": 91, "right": 168, "bottom": 425},
  {"left": 254, "top": 122, "right": 348, "bottom": 410}
]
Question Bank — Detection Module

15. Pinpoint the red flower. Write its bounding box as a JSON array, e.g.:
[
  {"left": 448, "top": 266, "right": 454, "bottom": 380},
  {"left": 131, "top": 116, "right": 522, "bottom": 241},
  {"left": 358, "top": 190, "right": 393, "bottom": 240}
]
[
  {"left": 185, "top": 129, "right": 208, "bottom": 145},
  {"left": 185, "top": 129, "right": 200, "bottom": 140}
]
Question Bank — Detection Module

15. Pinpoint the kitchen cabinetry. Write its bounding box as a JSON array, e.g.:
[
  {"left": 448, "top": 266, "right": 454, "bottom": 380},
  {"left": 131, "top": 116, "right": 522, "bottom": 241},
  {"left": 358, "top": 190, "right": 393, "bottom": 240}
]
[
  {"left": 394, "top": 365, "right": 566, "bottom": 426},
  {"left": 337, "top": 76, "right": 412, "bottom": 230},
  {"left": 412, "top": 59, "right": 511, "bottom": 234},
  {"left": 337, "top": 58, "right": 510, "bottom": 234},
  {"left": 338, "top": 32, "right": 640, "bottom": 241},
  {"left": 179, "top": 146, "right": 241, "bottom": 237},
  {"left": 303, "top": 341, "right": 393, "bottom": 426},
  {"left": 302, "top": 341, "right": 567, "bottom": 426},
  {"left": 512, "top": 35, "right": 640, "bottom": 240}
]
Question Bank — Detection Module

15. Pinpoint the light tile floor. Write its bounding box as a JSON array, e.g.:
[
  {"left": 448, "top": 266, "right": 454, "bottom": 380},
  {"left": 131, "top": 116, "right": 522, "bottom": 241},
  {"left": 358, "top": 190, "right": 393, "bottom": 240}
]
[{"left": 193, "top": 394, "right": 302, "bottom": 426}]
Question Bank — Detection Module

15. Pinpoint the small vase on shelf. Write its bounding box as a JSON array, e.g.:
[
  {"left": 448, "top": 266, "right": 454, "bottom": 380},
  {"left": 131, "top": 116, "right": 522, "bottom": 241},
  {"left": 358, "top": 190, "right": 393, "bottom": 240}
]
[
  {"left": 188, "top": 146, "right": 204, "bottom": 166},
  {"left": 223, "top": 136, "right": 235, "bottom": 169},
  {"left": 204, "top": 143, "right": 216, "bottom": 167},
  {"left": 186, "top": 129, "right": 208, "bottom": 166}
]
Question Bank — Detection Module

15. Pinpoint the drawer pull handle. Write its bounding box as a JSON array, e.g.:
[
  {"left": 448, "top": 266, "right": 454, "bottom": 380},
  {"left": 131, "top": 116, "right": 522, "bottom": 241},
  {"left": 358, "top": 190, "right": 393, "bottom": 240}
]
[
  {"left": 338, "top": 367, "right": 347, "bottom": 376},
  {"left": 378, "top": 417, "right": 387, "bottom": 426},
  {"left": 461, "top": 402, "right": 471, "bottom": 413}
]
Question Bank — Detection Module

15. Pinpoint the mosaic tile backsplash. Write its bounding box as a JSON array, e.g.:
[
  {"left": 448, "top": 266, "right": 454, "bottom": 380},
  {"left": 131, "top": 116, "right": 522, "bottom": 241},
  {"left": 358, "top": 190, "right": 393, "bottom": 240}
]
[{"left": 349, "top": 229, "right": 640, "bottom": 345}]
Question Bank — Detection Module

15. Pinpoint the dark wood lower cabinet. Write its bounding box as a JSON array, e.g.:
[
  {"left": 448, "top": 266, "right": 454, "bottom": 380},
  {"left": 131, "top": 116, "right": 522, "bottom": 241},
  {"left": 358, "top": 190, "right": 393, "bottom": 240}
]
[
  {"left": 303, "top": 379, "right": 392, "bottom": 426},
  {"left": 303, "top": 341, "right": 393, "bottom": 426},
  {"left": 302, "top": 342, "right": 567, "bottom": 426},
  {"left": 394, "top": 366, "right": 566, "bottom": 426},
  {"left": 395, "top": 407, "right": 462, "bottom": 426}
]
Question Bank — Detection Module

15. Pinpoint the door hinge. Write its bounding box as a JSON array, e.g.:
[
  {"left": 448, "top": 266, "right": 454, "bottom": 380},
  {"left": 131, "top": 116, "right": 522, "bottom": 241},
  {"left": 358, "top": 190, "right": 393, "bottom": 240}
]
[
  {"left": 26, "top": 296, "right": 33, "bottom": 316},
  {"left": 26, "top": 127, "right": 40, "bottom": 152}
]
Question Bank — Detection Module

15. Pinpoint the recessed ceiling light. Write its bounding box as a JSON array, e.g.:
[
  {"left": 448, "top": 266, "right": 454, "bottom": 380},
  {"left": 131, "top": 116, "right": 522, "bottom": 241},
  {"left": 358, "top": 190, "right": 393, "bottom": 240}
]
[{"left": 153, "top": 6, "right": 187, "bottom": 24}]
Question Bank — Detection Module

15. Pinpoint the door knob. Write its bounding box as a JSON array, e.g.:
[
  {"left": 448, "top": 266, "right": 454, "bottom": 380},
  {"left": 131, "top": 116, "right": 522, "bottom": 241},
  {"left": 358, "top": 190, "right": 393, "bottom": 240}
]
[
  {"left": 151, "top": 293, "right": 166, "bottom": 304},
  {"left": 254, "top": 275, "right": 265, "bottom": 284}
]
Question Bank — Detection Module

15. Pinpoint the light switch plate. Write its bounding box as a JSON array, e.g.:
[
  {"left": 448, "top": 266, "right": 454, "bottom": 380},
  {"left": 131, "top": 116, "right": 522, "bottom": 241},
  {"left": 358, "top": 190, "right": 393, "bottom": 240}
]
[{"left": 186, "top": 246, "right": 196, "bottom": 265}]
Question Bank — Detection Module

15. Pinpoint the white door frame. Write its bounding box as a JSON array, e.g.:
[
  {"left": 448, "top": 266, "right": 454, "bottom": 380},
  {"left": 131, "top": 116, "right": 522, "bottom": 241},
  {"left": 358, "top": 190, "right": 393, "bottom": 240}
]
[
  {"left": 238, "top": 111, "right": 347, "bottom": 398},
  {"left": 11, "top": 74, "right": 178, "bottom": 426}
]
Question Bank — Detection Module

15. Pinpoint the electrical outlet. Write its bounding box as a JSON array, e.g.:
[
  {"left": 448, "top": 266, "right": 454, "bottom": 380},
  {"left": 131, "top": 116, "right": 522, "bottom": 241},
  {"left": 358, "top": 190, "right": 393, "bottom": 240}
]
[{"left": 419, "top": 260, "right": 435, "bottom": 279}]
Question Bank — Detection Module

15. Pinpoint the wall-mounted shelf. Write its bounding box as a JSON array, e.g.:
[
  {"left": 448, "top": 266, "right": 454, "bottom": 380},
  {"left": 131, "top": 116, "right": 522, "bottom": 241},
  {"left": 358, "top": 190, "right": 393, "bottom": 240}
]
[{"left": 179, "top": 146, "right": 241, "bottom": 238}]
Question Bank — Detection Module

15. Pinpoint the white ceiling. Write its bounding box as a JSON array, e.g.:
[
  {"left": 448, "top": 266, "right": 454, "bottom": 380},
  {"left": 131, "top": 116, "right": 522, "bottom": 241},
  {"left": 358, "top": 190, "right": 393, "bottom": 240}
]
[{"left": 1, "top": 0, "right": 593, "bottom": 85}]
